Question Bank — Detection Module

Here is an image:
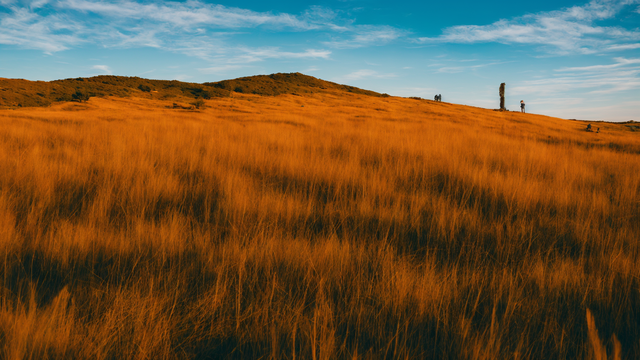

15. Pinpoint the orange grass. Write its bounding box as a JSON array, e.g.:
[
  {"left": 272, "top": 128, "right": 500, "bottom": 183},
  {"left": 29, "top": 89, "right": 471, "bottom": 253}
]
[{"left": 1, "top": 91, "right": 639, "bottom": 359}]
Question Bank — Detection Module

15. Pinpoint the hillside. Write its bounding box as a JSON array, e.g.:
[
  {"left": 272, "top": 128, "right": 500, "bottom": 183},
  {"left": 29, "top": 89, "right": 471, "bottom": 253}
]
[
  {"left": 1, "top": 86, "right": 639, "bottom": 359},
  {"left": 0, "top": 73, "right": 383, "bottom": 108},
  {"left": 202, "top": 72, "right": 383, "bottom": 97}
]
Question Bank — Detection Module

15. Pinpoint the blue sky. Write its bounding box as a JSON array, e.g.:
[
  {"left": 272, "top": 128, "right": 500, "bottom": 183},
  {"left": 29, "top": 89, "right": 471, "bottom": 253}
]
[{"left": 1, "top": 0, "right": 639, "bottom": 121}]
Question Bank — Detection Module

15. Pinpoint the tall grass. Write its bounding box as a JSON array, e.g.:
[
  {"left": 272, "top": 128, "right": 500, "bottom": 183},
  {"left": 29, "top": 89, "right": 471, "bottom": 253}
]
[{"left": 0, "top": 94, "right": 639, "bottom": 359}]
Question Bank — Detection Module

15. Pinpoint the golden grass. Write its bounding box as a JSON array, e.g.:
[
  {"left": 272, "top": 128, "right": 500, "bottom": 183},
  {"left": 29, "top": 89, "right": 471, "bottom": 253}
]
[
  {"left": 1, "top": 91, "right": 639, "bottom": 359},
  {"left": 587, "top": 308, "right": 622, "bottom": 360}
]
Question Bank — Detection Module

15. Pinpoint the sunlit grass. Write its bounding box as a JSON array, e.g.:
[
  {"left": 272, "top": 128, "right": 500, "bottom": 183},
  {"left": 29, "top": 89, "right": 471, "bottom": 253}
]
[{"left": 1, "top": 92, "right": 639, "bottom": 359}]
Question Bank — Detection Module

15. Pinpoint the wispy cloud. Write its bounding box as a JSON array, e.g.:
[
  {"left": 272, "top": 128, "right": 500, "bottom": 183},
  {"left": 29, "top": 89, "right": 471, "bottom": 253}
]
[
  {"left": 198, "top": 48, "right": 330, "bottom": 73},
  {"left": 0, "top": 0, "right": 404, "bottom": 58},
  {"left": 60, "top": 0, "right": 315, "bottom": 30},
  {"left": 511, "top": 57, "right": 640, "bottom": 95},
  {"left": 436, "top": 61, "right": 506, "bottom": 73},
  {"left": 324, "top": 26, "right": 408, "bottom": 49},
  {"left": 231, "top": 48, "right": 331, "bottom": 63},
  {"left": 199, "top": 64, "right": 248, "bottom": 75},
  {"left": 91, "top": 64, "right": 112, "bottom": 74},
  {"left": 607, "top": 43, "right": 640, "bottom": 50},
  {"left": 342, "top": 69, "right": 397, "bottom": 81},
  {"left": 556, "top": 57, "right": 640, "bottom": 72},
  {"left": 0, "top": 6, "right": 84, "bottom": 53},
  {"left": 543, "top": 99, "right": 640, "bottom": 121},
  {"left": 172, "top": 74, "right": 193, "bottom": 82},
  {"left": 415, "top": 0, "right": 640, "bottom": 54}
]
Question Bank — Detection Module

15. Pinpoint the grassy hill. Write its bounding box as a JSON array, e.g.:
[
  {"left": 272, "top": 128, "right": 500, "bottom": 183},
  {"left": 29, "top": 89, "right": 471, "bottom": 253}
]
[
  {"left": 0, "top": 81, "right": 639, "bottom": 359},
  {"left": 202, "top": 72, "right": 383, "bottom": 97},
  {"left": 0, "top": 73, "right": 383, "bottom": 108}
]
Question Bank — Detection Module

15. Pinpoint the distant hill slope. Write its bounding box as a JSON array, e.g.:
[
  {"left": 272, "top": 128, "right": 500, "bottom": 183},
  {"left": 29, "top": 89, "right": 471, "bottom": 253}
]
[
  {"left": 0, "top": 73, "right": 383, "bottom": 108},
  {"left": 203, "top": 72, "right": 383, "bottom": 97}
]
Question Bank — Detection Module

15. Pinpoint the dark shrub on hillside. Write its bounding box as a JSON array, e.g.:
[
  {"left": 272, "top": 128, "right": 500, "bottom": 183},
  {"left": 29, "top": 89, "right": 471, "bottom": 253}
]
[
  {"left": 191, "top": 99, "right": 205, "bottom": 109},
  {"left": 188, "top": 88, "right": 211, "bottom": 99},
  {"left": 72, "top": 89, "right": 90, "bottom": 102}
]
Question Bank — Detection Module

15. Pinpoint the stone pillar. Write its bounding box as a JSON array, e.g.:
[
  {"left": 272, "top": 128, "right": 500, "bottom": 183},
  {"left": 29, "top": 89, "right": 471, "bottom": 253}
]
[{"left": 499, "top": 83, "right": 505, "bottom": 110}]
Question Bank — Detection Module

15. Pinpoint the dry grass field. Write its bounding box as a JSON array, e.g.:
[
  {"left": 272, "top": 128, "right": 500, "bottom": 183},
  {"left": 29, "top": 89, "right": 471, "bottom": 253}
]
[{"left": 0, "top": 87, "right": 639, "bottom": 359}]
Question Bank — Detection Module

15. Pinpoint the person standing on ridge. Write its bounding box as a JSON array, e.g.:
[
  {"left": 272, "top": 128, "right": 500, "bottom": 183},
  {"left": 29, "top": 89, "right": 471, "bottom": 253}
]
[{"left": 520, "top": 100, "right": 525, "bottom": 113}]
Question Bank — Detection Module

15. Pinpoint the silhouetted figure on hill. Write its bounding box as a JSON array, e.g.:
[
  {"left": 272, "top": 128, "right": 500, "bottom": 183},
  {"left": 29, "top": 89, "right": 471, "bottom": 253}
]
[
  {"left": 597, "top": 128, "right": 600, "bottom": 133},
  {"left": 520, "top": 100, "right": 525, "bottom": 113},
  {"left": 434, "top": 94, "right": 438, "bottom": 101},
  {"left": 499, "top": 83, "right": 506, "bottom": 110},
  {"left": 586, "top": 124, "right": 592, "bottom": 132},
  {"left": 438, "top": 94, "right": 442, "bottom": 102}
]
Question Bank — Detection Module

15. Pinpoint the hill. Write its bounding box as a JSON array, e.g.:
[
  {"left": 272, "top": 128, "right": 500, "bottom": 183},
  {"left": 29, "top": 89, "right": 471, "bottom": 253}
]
[
  {"left": 0, "top": 84, "right": 639, "bottom": 359},
  {"left": 202, "top": 72, "right": 383, "bottom": 97},
  {"left": 0, "top": 73, "right": 383, "bottom": 108}
]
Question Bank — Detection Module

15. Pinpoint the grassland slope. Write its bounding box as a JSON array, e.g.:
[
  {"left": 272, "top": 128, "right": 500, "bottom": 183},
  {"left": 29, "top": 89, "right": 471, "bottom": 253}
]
[
  {"left": 0, "top": 72, "right": 382, "bottom": 108},
  {"left": 1, "top": 89, "right": 639, "bottom": 359}
]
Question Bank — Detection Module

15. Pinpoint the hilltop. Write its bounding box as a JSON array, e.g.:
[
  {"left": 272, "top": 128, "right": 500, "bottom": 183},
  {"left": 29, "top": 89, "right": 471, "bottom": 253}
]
[{"left": 0, "top": 72, "right": 383, "bottom": 108}]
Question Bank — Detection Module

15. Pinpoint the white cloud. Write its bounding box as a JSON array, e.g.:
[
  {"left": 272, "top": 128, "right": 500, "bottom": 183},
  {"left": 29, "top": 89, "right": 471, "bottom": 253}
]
[
  {"left": 436, "top": 61, "right": 506, "bottom": 74},
  {"left": 607, "top": 43, "right": 640, "bottom": 50},
  {"left": 199, "top": 64, "right": 247, "bottom": 74},
  {"left": 511, "top": 57, "right": 640, "bottom": 95},
  {"left": 29, "top": 0, "right": 50, "bottom": 9},
  {"left": 545, "top": 100, "right": 640, "bottom": 121},
  {"left": 238, "top": 48, "right": 331, "bottom": 62},
  {"left": 198, "top": 48, "right": 330, "bottom": 75},
  {"left": 172, "top": 74, "right": 192, "bottom": 81},
  {"left": 556, "top": 57, "right": 640, "bottom": 72},
  {"left": 0, "top": 0, "right": 402, "bottom": 69},
  {"left": 59, "top": 0, "right": 315, "bottom": 30},
  {"left": 342, "top": 69, "right": 396, "bottom": 81},
  {"left": 91, "top": 64, "right": 112, "bottom": 74},
  {"left": 324, "top": 26, "right": 407, "bottom": 49},
  {"left": 210, "top": 47, "right": 331, "bottom": 65},
  {"left": 0, "top": 6, "right": 84, "bottom": 53},
  {"left": 302, "top": 5, "right": 345, "bottom": 30},
  {"left": 415, "top": 0, "right": 640, "bottom": 55}
]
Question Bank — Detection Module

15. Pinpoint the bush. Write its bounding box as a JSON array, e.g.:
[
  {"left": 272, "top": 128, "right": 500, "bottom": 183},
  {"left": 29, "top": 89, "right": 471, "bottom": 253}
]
[
  {"left": 72, "top": 89, "right": 90, "bottom": 102},
  {"left": 138, "top": 84, "right": 152, "bottom": 92},
  {"left": 191, "top": 99, "right": 205, "bottom": 109},
  {"left": 200, "top": 90, "right": 212, "bottom": 99}
]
